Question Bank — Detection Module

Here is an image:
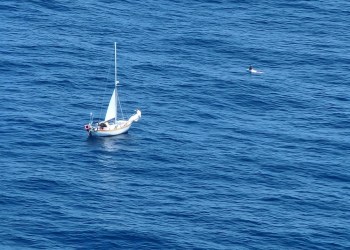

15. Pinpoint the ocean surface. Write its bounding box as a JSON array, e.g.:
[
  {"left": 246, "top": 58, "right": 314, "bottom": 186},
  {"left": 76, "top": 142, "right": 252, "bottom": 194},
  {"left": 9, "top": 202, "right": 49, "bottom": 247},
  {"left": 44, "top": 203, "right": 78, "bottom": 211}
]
[{"left": 1, "top": 0, "right": 349, "bottom": 249}]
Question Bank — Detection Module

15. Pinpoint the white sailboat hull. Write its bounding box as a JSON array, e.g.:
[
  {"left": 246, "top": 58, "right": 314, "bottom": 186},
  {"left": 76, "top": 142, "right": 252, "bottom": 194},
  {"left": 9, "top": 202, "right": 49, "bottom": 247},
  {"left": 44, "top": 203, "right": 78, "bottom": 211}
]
[
  {"left": 85, "top": 110, "right": 141, "bottom": 137},
  {"left": 90, "top": 122, "right": 131, "bottom": 137}
]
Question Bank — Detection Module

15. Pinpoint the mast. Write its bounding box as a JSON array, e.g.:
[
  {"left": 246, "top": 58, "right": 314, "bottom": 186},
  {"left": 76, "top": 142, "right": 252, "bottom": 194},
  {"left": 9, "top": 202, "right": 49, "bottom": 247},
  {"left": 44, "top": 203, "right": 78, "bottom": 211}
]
[{"left": 114, "top": 42, "right": 118, "bottom": 123}]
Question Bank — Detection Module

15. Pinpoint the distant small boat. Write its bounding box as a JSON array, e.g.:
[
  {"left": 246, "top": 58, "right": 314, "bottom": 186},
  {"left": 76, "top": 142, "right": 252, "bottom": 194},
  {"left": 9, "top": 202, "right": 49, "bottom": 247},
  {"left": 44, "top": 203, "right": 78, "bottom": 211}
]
[
  {"left": 248, "top": 66, "right": 263, "bottom": 74},
  {"left": 84, "top": 43, "right": 141, "bottom": 137}
]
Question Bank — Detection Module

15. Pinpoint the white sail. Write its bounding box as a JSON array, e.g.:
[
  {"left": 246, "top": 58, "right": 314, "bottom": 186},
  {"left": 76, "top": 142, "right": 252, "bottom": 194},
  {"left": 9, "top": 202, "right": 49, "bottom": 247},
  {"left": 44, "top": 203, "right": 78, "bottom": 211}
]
[{"left": 104, "top": 89, "right": 116, "bottom": 121}]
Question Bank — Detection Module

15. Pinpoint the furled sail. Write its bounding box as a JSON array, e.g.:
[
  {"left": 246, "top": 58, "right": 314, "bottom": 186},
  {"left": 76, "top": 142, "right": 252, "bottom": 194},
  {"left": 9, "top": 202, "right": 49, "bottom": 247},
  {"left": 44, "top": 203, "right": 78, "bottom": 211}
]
[{"left": 105, "top": 90, "right": 116, "bottom": 121}]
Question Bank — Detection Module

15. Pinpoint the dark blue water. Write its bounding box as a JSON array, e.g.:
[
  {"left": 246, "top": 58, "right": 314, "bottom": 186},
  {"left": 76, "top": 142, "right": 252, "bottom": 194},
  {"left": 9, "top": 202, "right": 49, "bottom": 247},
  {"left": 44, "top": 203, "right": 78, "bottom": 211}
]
[{"left": 1, "top": 1, "right": 350, "bottom": 249}]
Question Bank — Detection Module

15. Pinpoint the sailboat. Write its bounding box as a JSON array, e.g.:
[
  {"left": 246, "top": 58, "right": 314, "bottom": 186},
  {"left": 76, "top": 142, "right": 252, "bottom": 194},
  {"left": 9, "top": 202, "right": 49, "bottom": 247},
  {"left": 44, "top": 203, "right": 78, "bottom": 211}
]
[{"left": 84, "top": 42, "right": 141, "bottom": 137}]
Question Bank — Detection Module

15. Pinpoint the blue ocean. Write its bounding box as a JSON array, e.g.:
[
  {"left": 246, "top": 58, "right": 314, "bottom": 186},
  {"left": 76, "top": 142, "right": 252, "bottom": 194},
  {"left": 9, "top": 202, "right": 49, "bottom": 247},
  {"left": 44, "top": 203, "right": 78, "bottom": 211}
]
[{"left": 1, "top": 0, "right": 349, "bottom": 249}]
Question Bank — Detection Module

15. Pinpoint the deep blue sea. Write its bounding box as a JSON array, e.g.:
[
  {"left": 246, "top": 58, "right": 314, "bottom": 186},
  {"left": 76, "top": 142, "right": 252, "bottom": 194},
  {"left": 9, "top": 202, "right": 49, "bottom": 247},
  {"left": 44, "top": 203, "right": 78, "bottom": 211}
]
[{"left": 1, "top": 0, "right": 350, "bottom": 249}]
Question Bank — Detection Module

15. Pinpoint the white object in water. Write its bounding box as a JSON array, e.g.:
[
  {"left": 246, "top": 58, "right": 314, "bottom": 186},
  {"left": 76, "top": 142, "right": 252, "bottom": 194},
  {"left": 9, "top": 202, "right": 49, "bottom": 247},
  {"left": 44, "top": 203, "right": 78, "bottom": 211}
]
[
  {"left": 248, "top": 68, "right": 263, "bottom": 74},
  {"left": 84, "top": 43, "right": 141, "bottom": 137}
]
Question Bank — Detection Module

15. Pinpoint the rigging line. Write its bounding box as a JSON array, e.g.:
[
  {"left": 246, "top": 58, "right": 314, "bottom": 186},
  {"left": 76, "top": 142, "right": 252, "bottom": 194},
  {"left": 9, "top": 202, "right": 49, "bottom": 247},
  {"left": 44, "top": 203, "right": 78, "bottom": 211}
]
[
  {"left": 97, "top": 56, "right": 113, "bottom": 122},
  {"left": 117, "top": 91, "right": 125, "bottom": 120}
]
